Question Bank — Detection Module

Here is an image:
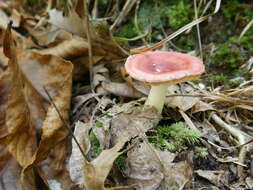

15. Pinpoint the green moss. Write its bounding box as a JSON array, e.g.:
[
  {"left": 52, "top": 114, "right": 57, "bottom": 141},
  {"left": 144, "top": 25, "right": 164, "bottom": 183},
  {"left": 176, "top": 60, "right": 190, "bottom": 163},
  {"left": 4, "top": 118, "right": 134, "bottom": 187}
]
[
  {"left": 210, "top": 74, "right": 227, "bottom": 83},
  {"left": 166, "top": 1, "right": 192, "bottom": 29},
  {"left": 90, "top": 132, "right": 102, "bottom": 158},
  {"left": 116, "top": 0, "right": 193, "bottom": 42},
  {"left": 194, "top": 147, "right": 208, "bottom": 159},
  {"left": 222, "top": 1, "right": 253, "bottom": 23},
  {"left": 210, "top": 36, "right": 253, "bottom": 71},
  {"left": 239, "top": 36, "right": 253, "bottom": 54},
  {"left": 114, "top": 152, "right": 127, "bottom": 169},
  {"left": 95, "top": 120, "right": 104, "bottom": 128},
  {"left": 148, "top": 122, "right": 201, "bottom": 152},
  {"left": 116, "top": 22, "right": 139, "bottom": 38},
  {"left": 99, "top": 0, "right": 108, "bottom": 5},
  {"left": 177, "top": 35, "right": 195, "bottom": 50}
]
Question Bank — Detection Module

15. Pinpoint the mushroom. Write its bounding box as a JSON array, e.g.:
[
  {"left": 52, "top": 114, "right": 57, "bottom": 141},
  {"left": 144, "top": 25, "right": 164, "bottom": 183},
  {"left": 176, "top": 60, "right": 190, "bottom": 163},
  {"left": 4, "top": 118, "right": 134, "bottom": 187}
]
[{"left": 124, "top": 51, "right": 205, "bottom": 114}]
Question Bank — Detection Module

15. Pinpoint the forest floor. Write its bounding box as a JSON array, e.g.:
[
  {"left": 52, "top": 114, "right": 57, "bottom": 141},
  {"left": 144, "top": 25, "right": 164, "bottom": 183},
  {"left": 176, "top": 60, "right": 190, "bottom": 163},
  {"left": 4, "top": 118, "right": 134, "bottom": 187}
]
[{"left": 0, "top": 0, "right": 253, "bottom": 190}]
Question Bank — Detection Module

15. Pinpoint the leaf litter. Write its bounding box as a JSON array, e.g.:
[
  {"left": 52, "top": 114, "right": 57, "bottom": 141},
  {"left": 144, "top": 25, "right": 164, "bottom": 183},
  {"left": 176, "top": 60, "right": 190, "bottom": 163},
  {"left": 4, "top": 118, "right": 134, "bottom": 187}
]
[{"left": 0, "top": 0, "right": 253, "bottom": 190}]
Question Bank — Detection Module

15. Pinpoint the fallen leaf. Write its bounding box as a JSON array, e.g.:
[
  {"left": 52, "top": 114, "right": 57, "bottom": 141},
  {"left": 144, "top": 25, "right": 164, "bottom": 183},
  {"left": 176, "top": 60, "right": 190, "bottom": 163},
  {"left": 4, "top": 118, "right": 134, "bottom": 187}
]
[
  {"left": 83, "top": 135, "right": 131, "bottom": 190},
  {"left": 195, "top": 170, "right": 229, "bottom": 187},
  {"left": 37, "top": 36, "right": 125, "bottom": 61},
  {"left": 165, "top": 84, "right": 200, "bottom": 111},
  {"left": 69, "top": 121, "right": 92, "bottom": 186},
  {"left": 102, "top": 82, "right": 144, "bottom": 98},
  {"left": 48, "top": 9, "right": 87, "bottom": 37},
  {"left": 2, "top": 23, "right": 73, "bottom": 188},
  {"left": 191, "top": 100, "right": 215, "bottom": 113},
  {"left": 125, "top": 142, "right": 192, "bottom": 190}
]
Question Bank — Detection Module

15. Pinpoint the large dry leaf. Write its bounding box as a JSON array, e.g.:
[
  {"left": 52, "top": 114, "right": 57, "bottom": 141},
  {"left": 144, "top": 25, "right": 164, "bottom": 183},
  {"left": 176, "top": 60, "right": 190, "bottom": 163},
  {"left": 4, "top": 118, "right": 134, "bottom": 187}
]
[
  {"left": 2, "top": 24, "right": 73, "bottom": 187},
  {"left": 93, "top": 101, "right": 159, "bottom": 148},
  {"left": 37, "top": 36, "right": 125, "bottom": 61},
  {"left": 3, "top": 22, "right": 37, "bottom": 168},
  {"left": 125, "top": 142, "right": 193, "bottom": 190},
  {"left": 83, "top": 135, "right": 131, "bottom": 190}
]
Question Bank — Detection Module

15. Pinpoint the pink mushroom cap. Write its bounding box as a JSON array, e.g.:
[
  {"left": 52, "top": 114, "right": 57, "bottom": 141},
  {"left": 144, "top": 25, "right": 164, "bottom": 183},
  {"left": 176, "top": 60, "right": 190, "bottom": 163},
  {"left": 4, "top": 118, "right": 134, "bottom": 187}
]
[{"left": 125, "top": 51, "right": 205, "bottom": 84}]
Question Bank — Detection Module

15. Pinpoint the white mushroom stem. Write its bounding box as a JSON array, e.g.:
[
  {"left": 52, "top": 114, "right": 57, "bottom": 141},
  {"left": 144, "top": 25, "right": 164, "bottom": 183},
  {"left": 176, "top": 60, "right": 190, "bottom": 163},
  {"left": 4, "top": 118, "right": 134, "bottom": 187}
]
[{"left": 145, "top": 83, "right": 169, "bottom": 114}]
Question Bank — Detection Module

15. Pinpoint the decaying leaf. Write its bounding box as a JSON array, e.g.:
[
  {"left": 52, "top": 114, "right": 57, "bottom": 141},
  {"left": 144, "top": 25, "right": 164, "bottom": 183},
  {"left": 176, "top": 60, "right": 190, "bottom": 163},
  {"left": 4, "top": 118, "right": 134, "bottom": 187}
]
[
  {"left": 93, "top": 101, "right": 159, "bottom": 147},
  {"left": 125, "top": 142, "right": 192, "bottom": 190},
  {"left": 110, "top": 106, "right": 159, "bottom": 146},
  {"left": 195, "top": 170, "right": 229, "bottom": 187}
]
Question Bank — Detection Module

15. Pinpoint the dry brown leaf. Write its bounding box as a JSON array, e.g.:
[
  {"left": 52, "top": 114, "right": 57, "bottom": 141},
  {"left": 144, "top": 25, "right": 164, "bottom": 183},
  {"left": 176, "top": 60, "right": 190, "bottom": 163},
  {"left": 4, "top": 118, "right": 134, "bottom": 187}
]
[
  {"left": 83, "top": 135, "right": 130, "bottom": 190},
  {"left": 37, "top": 36, "right": 124, "bottom": 61},
  {"left": 2, "top": 23, "right": 73, "bottom": 188},
  {"left": 4, "top": 22, "right": 37, "bottom": 168}
]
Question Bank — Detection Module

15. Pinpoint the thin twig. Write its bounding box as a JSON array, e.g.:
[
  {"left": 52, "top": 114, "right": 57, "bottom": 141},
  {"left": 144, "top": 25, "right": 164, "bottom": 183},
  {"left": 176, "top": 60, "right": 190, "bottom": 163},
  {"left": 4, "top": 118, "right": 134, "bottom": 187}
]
[
  {"left": 110, "top": 0, "right": 138, "bottom": 30},
  {"left": 43, "top": 86, "right": 88, "bottom": 160}
]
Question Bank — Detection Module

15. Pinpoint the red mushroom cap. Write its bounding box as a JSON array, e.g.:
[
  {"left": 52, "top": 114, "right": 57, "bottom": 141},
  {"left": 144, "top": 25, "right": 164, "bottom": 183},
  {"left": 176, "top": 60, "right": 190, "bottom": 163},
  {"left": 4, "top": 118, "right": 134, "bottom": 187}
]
[{"left": 125, "top": 51, "right": 205, "bottom": 84}]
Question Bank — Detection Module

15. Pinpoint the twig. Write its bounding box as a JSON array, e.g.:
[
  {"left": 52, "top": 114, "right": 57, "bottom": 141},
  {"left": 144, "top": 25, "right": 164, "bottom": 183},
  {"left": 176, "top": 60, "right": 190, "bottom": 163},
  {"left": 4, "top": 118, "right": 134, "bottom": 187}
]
[
  {"left": 110, "top": 0, "right": 138, "bottom": 30},
  {"left": 239, "top": 20, "right": 253, "bottom": 40},
  {"left": 43, "top": 86, "right": 88, "bottom": 160},
  {"left": 91, "top": 0, "right": 98, "bottom": 19},
  {"left": 211, "top": 112, "right": 251, "bottom": 176}
]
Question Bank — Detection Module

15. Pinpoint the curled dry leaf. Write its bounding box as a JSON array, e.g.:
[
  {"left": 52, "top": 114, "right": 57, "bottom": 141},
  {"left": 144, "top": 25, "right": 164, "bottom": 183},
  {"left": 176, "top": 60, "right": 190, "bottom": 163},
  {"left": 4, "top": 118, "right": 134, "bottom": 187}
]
[
  {"left": 37, "top": 36, "right": 124, "bottom": 61},
  {"left": 2, "top": 24, "right": 73, "bottom": 187}
]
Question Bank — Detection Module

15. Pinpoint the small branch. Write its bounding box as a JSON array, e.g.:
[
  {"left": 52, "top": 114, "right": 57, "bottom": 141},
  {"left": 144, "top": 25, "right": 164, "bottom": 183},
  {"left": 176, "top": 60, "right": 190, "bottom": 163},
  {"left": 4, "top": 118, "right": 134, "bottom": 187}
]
[{"left": 211, "top": 112, "right": 251, "bottom": 176}]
